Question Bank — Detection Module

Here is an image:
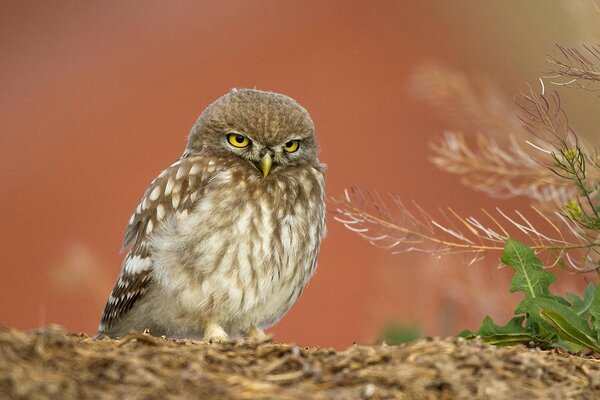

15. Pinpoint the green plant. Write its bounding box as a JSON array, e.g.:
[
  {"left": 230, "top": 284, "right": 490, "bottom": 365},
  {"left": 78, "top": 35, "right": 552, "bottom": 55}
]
[
  {"left": 378, "top": 323, "right": 423, "bottom": 345},
  {"left": 335, "top": 44, "right": 600, "bottom": 352},
  {"left": 460, "top": 238, "right": 600, "bottom": 352},
  {"left": 461, "top": 79, "right": 600, "bottom": 351}
]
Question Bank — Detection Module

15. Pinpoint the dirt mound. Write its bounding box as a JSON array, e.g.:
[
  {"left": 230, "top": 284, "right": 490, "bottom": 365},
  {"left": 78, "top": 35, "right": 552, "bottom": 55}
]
[{"left": 1, "top": 325, "right": 600, "bottom": 399}]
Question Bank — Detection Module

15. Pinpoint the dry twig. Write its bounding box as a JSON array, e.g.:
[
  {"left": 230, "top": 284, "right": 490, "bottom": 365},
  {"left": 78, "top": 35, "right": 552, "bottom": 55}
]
[
  {"left": 333, "top": 187, "right": 600, "bottom": 271},
  {"left": 546, "top": 44, "right": 600, "bottom": 91}
]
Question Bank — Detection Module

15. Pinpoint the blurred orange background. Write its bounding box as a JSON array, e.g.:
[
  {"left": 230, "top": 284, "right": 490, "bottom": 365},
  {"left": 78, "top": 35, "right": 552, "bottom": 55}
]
[{"left": 2, "top": 1, "right": 599, "bottom": 348}]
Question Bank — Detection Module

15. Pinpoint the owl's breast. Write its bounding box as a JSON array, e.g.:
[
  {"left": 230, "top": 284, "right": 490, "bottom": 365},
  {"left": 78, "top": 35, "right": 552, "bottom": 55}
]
[{"left": 149, "top": 166, "right": 325, "bottom": 331}]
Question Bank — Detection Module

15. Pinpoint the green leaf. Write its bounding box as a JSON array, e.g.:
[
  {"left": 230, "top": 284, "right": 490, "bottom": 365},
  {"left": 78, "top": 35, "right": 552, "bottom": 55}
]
[
  {"left": 521, "top": 314, "right": 558, "bottom": 342},
  {"left": 501, "top": 238, "right": 557, "bottom": 299},
  {"left": 460, "top": 239, "right": 600, "bottom": 354},
  {"left": 541, "top": 309, "right": 600, "bottom": 352},
  {"left": 554, "top": 339, "right": 584, "bottom": 353},
  {"left": 590, "top": 284, "right": 600, "bottom": 341},
  {"left": 474, "top": 316, "right": 535, "bottom": 346},
  {"left": 457, "top": 329, "right": 476, "bottom": 339},
  {"left": 568, "top": 284, "right": 595, "bottom": 317},
  {"left": 522, "top": 297, "right": 600, "bottom": 352},
  {"left": 379, "top": 323, "right": 422, "bottom": 344}
]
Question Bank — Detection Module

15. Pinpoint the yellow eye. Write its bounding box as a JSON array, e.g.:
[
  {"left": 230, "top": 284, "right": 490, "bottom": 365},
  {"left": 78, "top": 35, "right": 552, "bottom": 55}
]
[
  {"left": 227, "top": 133, "right": 251, "bottom": 148},
  {"left": 283, "top": 140, "right": 300, "bottom": 153}
]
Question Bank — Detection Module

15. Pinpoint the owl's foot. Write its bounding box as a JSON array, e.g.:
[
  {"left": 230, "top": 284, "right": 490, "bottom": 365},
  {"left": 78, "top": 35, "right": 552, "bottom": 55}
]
[
  {"left": 247, "top": 325, "right": 267, "bottom": 339},
  {"left": 246, "top": 325, "right": 271, "bottom": 342},
  {"left": 204, "top": 322, "right": 229, "bottom": 343}
]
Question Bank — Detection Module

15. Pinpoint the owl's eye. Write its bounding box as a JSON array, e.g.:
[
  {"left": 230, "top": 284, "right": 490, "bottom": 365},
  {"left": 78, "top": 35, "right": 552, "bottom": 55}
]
[
  {"left": 283, "top": 140, "right": 300, "bottom": 153},
  {"left": 227, "top": 133, "right": 251, "bottom": 148}
]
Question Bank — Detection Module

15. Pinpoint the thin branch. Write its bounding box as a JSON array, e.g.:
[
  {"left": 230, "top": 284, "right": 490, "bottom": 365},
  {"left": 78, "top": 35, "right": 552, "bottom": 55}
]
[
  {"left": 332, "top": 189, "right": 600, "bottom": 270},
  {"left": 545, "top": 44, "right": 600, "bottom": 91}
]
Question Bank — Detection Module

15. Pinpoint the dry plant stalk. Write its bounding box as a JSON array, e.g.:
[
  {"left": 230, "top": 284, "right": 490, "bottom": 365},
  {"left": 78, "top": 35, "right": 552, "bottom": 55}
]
[
  {"left": 546, "top": 44, "right": 600, "bottom": 91},
  {"left": 336, "top": 46, "right": 600, "bottom": 271},
  {"left": 410, "top": 64, "right": 522, "bottom": 137},
  {"left": 415, "top": 65, "right": 600, "bottom": 207},
  {"left": 430, "top": 132, "right": 574, "bottom": 206},
  {"left": 333, "top": 187, "right": 600, "bottom": 270}
]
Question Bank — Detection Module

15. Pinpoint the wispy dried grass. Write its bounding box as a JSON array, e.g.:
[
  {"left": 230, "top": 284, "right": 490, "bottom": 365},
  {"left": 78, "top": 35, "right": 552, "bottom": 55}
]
[
  {"left": 336, "top": 51, "right": 600, "bottom": 271},
  {"left": 413, "top": 64, "right": 600, "bottom": 207},
  {"left": 333, "top": 187, "right": 600, "bottom": 270},
  {"left": 546, "top": 44, "right": 600, "bottom": 91},
  {"left": 430, "top": 132, "right": 573, "bottom": 205},
  {"left": 410, "top": 65, "right": 522, "bottom": 138},
  {"left": 49, "top": 243, "right": 112, "bottom": 307},
  {"left": 4, "top": 326, "right": 599, "bottom": 399}
]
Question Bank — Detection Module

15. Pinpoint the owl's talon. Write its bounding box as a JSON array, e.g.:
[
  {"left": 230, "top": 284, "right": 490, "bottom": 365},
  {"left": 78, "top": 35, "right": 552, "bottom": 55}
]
[
  {"left": 204, "top": 322, "right": 229, "bottom": 343},
  {"left": 208, "top": 336, "right": 228, "bottom": 344},
  {"left": 246, "top": 326, "right": 271, "bottom": 342}
]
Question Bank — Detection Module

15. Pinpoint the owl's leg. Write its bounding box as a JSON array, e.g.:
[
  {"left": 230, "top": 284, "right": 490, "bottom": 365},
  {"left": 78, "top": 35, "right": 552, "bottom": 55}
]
[
  {"left": 246, "top": 325, "right": 268, "bottom": 340},
  {"left": 204, "top": 322, "right": 229, "bottom": 343}
]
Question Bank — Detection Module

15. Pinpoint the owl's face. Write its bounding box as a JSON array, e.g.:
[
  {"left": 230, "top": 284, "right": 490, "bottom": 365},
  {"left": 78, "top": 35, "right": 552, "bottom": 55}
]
[{"left": 187, "top": 89, "right": 318, "bottom": 177}]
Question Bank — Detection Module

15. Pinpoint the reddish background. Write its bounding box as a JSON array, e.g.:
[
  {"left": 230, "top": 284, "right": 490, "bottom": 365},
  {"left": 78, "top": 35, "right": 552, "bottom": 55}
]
[{"left": 1, "top": 1, "right": 597, "bottom": 348}]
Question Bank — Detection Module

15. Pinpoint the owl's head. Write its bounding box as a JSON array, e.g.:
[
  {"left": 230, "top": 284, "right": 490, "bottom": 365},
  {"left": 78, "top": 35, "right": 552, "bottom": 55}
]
[{"left": 186, "top": 89, "right": 318, "bottom": 177}]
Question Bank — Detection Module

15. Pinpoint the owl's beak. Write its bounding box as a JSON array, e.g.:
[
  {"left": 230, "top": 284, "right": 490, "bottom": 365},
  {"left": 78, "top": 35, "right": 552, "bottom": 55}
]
[{"left": 259, "top": 153, "right": 273, "bottom": 177}]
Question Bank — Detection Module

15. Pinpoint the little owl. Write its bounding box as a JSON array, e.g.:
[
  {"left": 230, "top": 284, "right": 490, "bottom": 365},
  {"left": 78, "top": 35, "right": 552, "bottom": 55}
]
[{"left": 97, "top": 89, "right": 326, "bottom": 341}]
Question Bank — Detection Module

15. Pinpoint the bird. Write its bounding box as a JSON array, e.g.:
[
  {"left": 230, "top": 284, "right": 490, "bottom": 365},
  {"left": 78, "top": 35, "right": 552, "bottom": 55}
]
[{"left": 97, "top": 88, "right": 326, "bottom": 341}]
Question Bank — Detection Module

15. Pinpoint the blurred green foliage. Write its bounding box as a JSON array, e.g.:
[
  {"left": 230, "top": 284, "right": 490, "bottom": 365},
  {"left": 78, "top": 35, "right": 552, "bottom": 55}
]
[{"left": 378, "top": 323, "right": 423, "bottom": 345}]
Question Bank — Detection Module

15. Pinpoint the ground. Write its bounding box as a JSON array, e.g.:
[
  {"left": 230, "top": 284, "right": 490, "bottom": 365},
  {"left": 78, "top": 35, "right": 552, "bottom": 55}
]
[{"left": 2, "top": 326, "right": 600, "bottom": 399}]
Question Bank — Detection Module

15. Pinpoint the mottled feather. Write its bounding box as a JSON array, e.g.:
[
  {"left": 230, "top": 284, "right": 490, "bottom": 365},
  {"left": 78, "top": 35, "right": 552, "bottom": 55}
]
[
  {"left": 98, "top": 88, "right": 326, "bottom": 340},
  {"left": 98, "top": 155, "right": 223, "bottom": 332}
]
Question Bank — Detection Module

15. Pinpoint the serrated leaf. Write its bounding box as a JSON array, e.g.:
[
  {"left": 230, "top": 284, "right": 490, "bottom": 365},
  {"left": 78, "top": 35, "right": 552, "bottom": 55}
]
[
  {"left": 541, "top": 309, "right": 600, "bottom": 352},
  {"left": 568, "top": 284, "right": 595, "bottom": 317},
  {"left": 590, "top": 284, "right": 600, "bottom": 341},
  {"left": 462, "top": 239, "right": 600, "bottom": 354},
  {"left": 522, "top": 297, "right": 600, "bottom": 352},
  {"left": 522, "top": 313, "right": 558, "bottom": 342},
  {"left": 554, "top": 339, "right": 584, "bottom": 353},
  {"left": 501, "top": 238, "right": 557, "bottom": 298},
  {"left": 457, "top": 329, "right": 475, "bottom": 339},
  {"left": 474, "top": 316, "right": 535, "bottom": 346}
]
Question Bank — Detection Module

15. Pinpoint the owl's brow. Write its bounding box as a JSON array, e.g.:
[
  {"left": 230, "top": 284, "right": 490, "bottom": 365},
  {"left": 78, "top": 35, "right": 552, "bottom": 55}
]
[
  {"left": 225, "top": 129, "right": 255, "bottom": 141},
  {"left": 282, "top": 136, "right": 304, "bottom": 143},
  {"left": 291, "top": 107, "right": 311, "bottom": 132},
  {"left": 226, "top": 129, "right": 307, "bottom": 146}
]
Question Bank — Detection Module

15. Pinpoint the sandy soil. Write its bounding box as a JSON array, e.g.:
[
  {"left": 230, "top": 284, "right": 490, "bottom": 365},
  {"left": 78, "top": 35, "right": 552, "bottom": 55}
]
[{"left": 2, "top": 325, "right": 600, "bottom": 399}]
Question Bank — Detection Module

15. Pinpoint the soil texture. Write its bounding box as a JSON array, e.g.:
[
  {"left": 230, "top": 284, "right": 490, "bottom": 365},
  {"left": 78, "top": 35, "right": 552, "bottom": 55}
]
[{"left": 2, "top": 325, "right": 600, "bottom": 399}]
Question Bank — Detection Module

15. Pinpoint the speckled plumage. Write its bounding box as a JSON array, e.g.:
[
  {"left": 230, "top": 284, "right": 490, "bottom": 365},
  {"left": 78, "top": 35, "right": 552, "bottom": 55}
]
[{"left": 98, "top": 89, "right": 326, "bottom": 340}]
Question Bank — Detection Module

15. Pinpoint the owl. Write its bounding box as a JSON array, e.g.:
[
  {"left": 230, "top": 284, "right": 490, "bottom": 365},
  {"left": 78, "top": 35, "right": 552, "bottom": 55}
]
[{"left": 97, "top": 88, "right": 326, "bottom": 341}]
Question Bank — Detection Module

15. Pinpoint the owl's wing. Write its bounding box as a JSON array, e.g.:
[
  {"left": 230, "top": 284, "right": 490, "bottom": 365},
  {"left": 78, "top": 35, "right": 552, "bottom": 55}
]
[{"left": 98, "top": 154, "right": 220, "bottom": 334}]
